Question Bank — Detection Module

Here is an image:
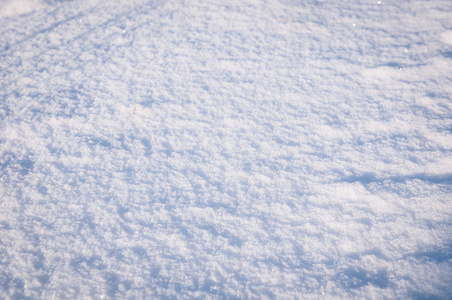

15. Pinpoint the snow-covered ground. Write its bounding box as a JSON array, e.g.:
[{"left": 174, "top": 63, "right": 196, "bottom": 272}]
[{"left": 1, "top": 0, "right": 451, "bottom": 298}]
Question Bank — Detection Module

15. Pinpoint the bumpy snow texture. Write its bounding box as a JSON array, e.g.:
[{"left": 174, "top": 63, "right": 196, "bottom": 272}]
[{"left": 1, "top": 0, "right": 451, "bottom": 299}]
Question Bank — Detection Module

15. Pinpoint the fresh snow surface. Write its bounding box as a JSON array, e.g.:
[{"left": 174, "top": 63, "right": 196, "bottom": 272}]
[{"left": 1, "top": 0, "right": 452, "bottom": 298}]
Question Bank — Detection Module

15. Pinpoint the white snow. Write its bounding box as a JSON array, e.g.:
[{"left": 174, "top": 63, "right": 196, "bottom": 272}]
[
  {"left": 1, "top": 0, "right": 451, "bottom": 298},
  {"left": 0, "top": 0, "right": 46, "bottom": 18}
]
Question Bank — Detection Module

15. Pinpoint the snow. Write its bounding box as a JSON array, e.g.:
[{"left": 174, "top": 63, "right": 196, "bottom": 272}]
[
  {"left": 1, "top": 0, "right": 451, "bottom": 298},
  {"left": 0, "top": 0, "right": 45, "bottom": 18}
]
